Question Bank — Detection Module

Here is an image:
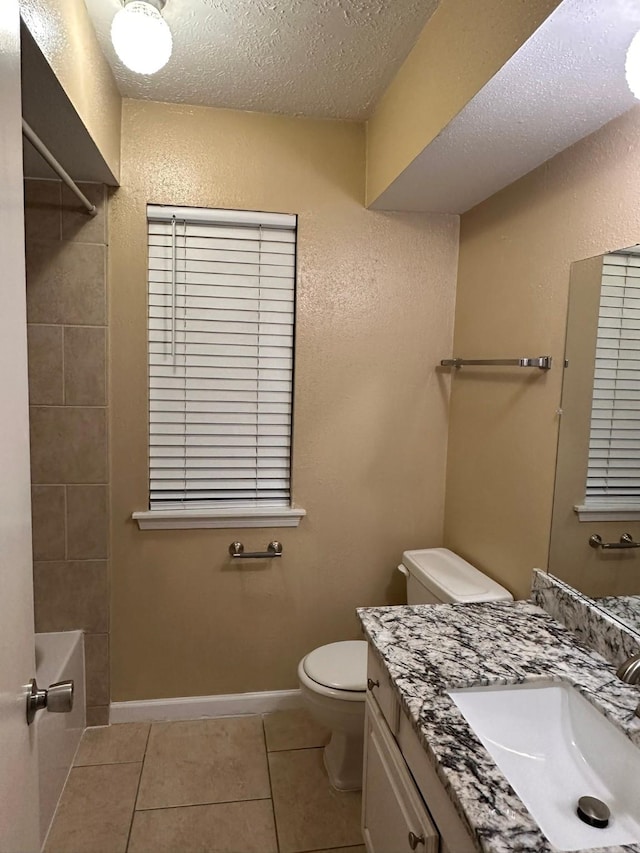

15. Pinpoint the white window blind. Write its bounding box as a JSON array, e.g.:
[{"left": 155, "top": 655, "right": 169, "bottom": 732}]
[
  {"left": 147, "top": 204, "right": 296, "bottom": 510},
  {"left": 586, "top": 251, "right": 640, "bottom": 502}
]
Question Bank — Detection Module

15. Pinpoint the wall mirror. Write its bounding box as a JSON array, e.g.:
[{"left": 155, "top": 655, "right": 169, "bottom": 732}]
[{"left": 549, "top": 245, "right": 640, "bottom": 635}]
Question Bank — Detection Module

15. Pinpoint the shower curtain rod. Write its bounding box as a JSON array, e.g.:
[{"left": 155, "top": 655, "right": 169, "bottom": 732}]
[{"left": 21, "top": 119, "right": 97, "bottom": 217}]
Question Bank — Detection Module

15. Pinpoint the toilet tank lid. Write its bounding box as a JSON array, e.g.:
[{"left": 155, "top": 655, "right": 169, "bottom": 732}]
[
  {"left": 303, "top": 640, "right": 367, "bottom": 691},
  {"left": 401, "top": 548, "right": 513, "bottom": 603}
]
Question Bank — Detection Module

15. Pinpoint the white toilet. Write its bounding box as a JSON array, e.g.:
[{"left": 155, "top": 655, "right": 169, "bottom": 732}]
[{"left": 297, "top": 547, "right": 513, "bottom": 791}]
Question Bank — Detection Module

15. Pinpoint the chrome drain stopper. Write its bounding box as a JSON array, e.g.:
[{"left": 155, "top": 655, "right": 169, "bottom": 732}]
[{"left": 577, "top": 796, "right": 610, "bottom": 828}]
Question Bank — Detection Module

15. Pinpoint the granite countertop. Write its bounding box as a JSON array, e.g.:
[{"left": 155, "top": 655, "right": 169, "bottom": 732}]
[
  {"left": 598, "top": 595, "right": 640, "bottom": 637},
  {"left": 357, "top": 600, "right": 640, "bottom": 853}
]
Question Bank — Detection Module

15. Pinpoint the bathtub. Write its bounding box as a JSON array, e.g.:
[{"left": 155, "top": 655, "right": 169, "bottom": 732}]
[{"left": 35, "top": 631, "right": 86, "bottom": 847}]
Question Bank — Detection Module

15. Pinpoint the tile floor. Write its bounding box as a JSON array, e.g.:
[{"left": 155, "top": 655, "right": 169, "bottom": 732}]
[{"left": 45, "top": 709, "right": 366, "bottom": 853}]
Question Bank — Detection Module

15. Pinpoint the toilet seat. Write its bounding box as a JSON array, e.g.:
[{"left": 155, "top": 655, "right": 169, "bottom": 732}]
[{"left": 299, "top": 640, "right": 367, "bottom": 701}]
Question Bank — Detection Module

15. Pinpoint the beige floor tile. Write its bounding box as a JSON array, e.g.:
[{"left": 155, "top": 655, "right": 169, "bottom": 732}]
[
  {"left": 128, "top": 799, "right": 277, "bottom": 852},
  {"left": 136, "top": 716, "right": 270, "bottom": 810},
  {"left": 74, "top": 722, "right": 150, "bottom": 766},
  {"left": 269, "top": 748, "right": 363, "bottom": 853},
  {"left": 263, "top": 708, "right": 330, "bottom": 752},
  {"left": 307, "top": 848, "right": 366, "bottom": 853},
  {"left": 44, "top": 762, "right": 141, "bottom": 853}
]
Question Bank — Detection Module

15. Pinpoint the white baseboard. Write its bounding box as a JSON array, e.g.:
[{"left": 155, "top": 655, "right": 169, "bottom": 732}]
[{"left": 110, "top": 688, "right": 303, "bottom": 724}]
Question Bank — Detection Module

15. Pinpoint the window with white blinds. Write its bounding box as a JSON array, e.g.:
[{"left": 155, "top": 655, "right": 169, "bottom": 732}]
[
  {"left": 147, "top": 205, "right": 296, "bottom": 511},
  {"left": 586, "top": 251, "right": 640, "bottom": 504}
]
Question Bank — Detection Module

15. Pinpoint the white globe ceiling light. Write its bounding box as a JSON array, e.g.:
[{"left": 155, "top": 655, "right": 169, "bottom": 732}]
[
  {"left": 626, "top": 30, "right": 640, "bottom": 99},
  {"left": 111, "top": 0, "right": 172, "bottom": 75}
]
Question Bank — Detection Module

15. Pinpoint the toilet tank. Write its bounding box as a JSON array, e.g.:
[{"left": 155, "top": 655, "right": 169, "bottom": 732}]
[{"left": 400, "top": 548, "right": 513, "bottom": 605}]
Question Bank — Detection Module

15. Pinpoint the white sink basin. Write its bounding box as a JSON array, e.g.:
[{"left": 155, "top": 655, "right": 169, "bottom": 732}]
[{"left": 448, "top": 680, "right": 640, "bottom": 851}]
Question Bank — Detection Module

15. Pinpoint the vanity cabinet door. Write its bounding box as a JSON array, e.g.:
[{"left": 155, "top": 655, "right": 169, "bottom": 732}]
[
  {"left": 367, "top": 646, "right": 400, "bottom": 735},
  {"left": 362, "top": 696, "right": 438, "bottom": 853},
  {"left": 397, "top": 711, "right": 476, "bottom": 853}
]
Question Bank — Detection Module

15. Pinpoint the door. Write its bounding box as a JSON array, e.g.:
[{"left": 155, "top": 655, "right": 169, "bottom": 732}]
[
  {"left": 0, "top": 1, "right": 40, "bottom": 850},
  {"left": 362, "top": 698, "right": 438, "bottom": 853}
]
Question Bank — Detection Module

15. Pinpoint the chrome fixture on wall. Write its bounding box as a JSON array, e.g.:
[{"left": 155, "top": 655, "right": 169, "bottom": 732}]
[
  {"left": 440, "top": 356, "right": 552, "bottom": 370},
  {"left": 588, "top": 533, "right": 640, "bottom": 551},
  {"left": 228, "top": 541, "right": 283, "bottom": 559}
]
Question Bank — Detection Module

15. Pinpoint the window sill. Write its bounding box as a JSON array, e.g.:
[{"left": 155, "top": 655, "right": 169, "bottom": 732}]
[
  {"left": 132, "top": 507, "right": 306, "bottom": 530},
  {"left": 574, "top": 503, "right": 640, "bottom": 522}
]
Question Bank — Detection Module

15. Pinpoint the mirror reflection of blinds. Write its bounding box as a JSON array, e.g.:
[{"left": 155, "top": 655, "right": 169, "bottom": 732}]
[
  {"left": 586, "top": 251, "right": 640, "bottom": 500},
  {"left": 147, "top": 204, "right": 296, "bottom": 509}
]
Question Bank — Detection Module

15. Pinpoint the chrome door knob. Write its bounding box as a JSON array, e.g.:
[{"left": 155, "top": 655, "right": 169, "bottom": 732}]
[
  {"left": 26, "top": 678, "right": 74, "bottom": 725},
  {"left": 367, "top": 678, "right": 379, "bottom": 691},
  {"left": 47, "top": 681, "right": 74, "bottom": 713}
]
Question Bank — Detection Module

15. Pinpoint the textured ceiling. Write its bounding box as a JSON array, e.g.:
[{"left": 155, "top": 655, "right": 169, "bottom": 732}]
[
  {"left": 372, "top": 0, "right": 640, "bottom": 213},
  {"left": 83, "top": 0, "right": 439, "bottom": 119}
]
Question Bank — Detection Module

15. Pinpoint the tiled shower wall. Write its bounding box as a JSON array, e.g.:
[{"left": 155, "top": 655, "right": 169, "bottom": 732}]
[{"left": 24, "top": 179, "right": 110, "bottom": 726}]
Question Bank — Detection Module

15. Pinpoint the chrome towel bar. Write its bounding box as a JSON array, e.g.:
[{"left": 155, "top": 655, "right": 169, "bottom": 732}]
[
  {"left": 588, "top": 533, "right": 640, "bottom": 550},
  {"left": 229, "top": 541, "right": 283, "bottom": 559},
  {"left": 440, "top": 356, "right": 552, "bottom": 370}
]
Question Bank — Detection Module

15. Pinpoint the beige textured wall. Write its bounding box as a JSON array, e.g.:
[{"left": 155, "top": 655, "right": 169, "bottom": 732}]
[
  {"left": 365, "top": 0, "right": 560, "bottom": 206},
  {"left": 110, "top": 99, "right": 459, "bottom": 701},
  {"left": 25, "top": 179, "right": 111, "bottom": 727},
  {"left": 20, "top": 0, "right": 121, "bottom": 179},
  {"left": 444, "top": 105, "right": 640, "bottom": 601}
]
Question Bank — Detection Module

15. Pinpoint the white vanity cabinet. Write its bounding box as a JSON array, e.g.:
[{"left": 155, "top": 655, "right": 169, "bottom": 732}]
[
  {"left": 363, "top": 693, "right": 439, "bottom": 853},
  {"left": 362, "top": 647, "right": 477, "bottom": 853}
]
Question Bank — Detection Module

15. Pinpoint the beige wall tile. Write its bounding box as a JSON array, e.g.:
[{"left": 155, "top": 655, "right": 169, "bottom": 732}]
[
  {"left": 44, "top": 763, "right": 140, "bottom": 853},
  {"left": 74, "top": 722, "right": 149, "bottom": 766},
  {"left": 67, "top": 485, "right": 108, "bottom": 559},
  {"left": 84, "top": 632, "right": 110, "bottom": 707},
  {"left": 27, "top": 324, "right": 63, "bottom": 405},
  {"left": 26, "top": 239, "right": 106, "bottom": 325},
  {"left": 62, "top": 183, "right": 107, "bottom": 244},
  {"left": 31, "top": 485, "right": 65, "bottom": 561},
  {"left": 136, "top": 716, "right": 270, "bottom": 810},
  {"left": 86, "top": 706, "right": 110, "bottom": 727},
  {"left": 63, "top": 326, "right": 106, "bottom": 406},
  {"left": 26, "top": 180, "right": 112, "bottom": 733},
  {"left": 25, "top": 240, "right": 63, "bottom": 324},
  {"left": 129, "top": 800, "right": 277, "bottom": 853},
  {"left": 269, "top": 748, "right": 362, "bottom": 853},
  {"left": 33, "top": 560, "right": 108, "bottom": 633},
  {"left": 30, "top": 407, "right": 107, "bottom": 484},
  {"left": 24, "top": 180, "right": 61, "bottom": 242},
  {"left": 64, "top": 325, "right": 108, "bottom": 407}
]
